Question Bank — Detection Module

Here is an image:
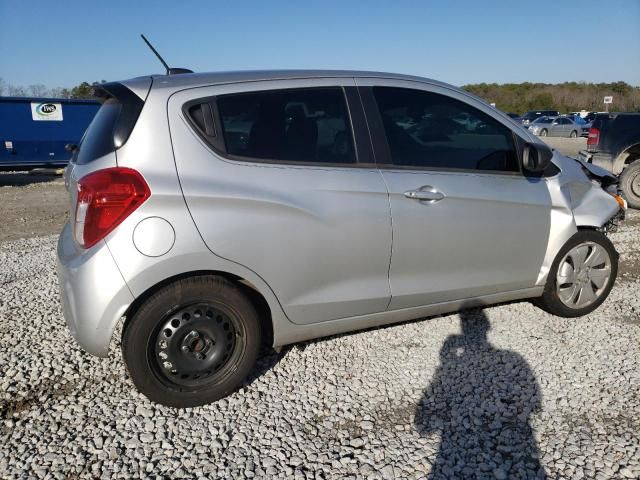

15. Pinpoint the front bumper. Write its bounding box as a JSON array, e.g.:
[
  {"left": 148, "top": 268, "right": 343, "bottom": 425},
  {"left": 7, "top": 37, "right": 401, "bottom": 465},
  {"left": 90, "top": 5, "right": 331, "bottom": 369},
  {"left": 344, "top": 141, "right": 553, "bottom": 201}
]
[{"left": 56, "top": 222, "right": 134, "bottom": 357}]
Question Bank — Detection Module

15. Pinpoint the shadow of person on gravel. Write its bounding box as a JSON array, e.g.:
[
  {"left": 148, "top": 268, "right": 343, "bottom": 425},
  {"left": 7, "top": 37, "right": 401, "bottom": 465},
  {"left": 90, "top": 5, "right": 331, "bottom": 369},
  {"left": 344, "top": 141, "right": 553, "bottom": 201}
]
[{"left": 415, "top": 308, "right": 546, "bottom": 479}]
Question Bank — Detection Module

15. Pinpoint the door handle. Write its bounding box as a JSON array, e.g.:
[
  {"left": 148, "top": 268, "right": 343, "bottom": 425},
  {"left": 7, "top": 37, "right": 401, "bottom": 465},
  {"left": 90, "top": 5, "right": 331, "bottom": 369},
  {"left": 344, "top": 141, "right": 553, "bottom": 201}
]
[{"left": 404, "top": 187, "right": 445, "bottom": 202}]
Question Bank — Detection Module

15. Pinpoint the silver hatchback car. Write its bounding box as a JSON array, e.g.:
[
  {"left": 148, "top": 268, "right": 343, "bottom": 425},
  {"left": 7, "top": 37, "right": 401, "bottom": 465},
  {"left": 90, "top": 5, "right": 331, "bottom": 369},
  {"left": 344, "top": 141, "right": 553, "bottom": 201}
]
[{"left": 57, "top": 70, "right": 625, "bottom": 407}]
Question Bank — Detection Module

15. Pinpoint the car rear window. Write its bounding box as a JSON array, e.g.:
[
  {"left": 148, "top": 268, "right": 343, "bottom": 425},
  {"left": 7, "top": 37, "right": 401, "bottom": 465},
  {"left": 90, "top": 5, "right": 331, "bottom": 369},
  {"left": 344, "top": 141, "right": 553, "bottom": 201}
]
[
  {"left": 76, "top": 99, "right": 121, "bottom": 164},
  {"left": 75, "top": 83, "right": 145, "bottom": 165}
]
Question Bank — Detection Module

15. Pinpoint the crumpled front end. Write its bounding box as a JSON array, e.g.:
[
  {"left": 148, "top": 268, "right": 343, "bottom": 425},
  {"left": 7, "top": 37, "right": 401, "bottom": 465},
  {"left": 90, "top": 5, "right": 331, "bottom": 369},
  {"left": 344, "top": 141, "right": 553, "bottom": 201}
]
[
  {"left": 552, "top": 153, "right": 624, "bottom": 229},
  {"left": 535, "top": 152, "right": 624, "bottom": 286}
]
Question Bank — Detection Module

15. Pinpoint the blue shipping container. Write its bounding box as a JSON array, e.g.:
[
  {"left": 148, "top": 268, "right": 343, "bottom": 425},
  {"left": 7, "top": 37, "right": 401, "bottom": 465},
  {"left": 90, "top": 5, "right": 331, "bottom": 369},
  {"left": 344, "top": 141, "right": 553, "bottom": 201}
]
[{"left": 0, "top": 96, "right": 100, "bottom": 169}]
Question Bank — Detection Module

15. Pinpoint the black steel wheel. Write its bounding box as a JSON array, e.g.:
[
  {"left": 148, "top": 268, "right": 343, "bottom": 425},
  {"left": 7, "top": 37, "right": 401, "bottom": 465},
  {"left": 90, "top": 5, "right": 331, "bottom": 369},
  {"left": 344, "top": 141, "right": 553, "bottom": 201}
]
[
  {"left": 151, "top": 303, "right": 243, "bottom": 388},
  {"left": 122, "top": 275, "right": 261, "bottom": 407}
]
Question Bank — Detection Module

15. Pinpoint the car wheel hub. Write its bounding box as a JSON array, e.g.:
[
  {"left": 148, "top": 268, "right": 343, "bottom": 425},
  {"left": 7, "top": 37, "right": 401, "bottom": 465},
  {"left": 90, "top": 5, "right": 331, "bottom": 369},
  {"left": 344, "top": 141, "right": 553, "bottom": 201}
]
[
  {"left": 152, "top": 303, "right": 239, "bottom": 386},
  {"left": 556, "top": 242, "right": 611, "bottom": 309}
]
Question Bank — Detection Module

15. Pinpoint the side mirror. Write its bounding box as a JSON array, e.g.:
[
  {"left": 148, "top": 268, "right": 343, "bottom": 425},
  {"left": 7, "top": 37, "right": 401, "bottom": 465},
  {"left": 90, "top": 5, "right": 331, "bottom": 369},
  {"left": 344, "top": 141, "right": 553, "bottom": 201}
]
[
  {"left": 65, "top": 143, "right": 78, "bottom": 153},
  {"left": 522, "top": 143, "right": 552, "bottom": 172}
]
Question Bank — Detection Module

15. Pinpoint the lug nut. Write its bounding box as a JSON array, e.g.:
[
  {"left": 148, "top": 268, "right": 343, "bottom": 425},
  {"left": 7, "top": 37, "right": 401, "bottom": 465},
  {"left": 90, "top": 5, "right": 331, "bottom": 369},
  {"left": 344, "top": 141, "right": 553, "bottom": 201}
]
[{"left": 163, "top": 361, "right": 172, "bottom": 369}]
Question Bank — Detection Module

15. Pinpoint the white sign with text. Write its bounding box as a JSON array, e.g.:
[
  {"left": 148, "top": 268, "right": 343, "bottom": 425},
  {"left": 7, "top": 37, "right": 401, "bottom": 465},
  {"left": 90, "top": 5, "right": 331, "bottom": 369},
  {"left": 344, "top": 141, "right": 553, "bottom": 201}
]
[{"left": 30, "top": 102, "right": 64, "bottom": 121}]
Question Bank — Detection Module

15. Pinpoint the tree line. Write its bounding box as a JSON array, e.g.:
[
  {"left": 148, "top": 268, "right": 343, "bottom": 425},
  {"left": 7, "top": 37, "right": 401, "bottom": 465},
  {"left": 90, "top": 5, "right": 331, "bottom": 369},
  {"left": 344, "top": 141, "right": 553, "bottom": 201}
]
[
  {"left": 462, "top": 81, "right": 640, "bottom": 114},
  {"left": 0, "top": 78, "right": 105, "bottom": 99}
]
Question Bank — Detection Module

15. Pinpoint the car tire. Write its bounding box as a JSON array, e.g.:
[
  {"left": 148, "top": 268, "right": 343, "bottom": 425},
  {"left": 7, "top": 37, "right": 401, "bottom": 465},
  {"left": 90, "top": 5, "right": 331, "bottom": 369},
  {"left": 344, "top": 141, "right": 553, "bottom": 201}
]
[
  {"left": 122, "top": 275, "right": 261, "bottom": 408},
  {"left": 620, "top": 159, "right": 640, "bottom": 209},
  {"left": 570, "top": 130, "right": 578, "bottom": 138},
  {"left": 540, "top": 129, "right": 548, "bottom": 137},
  {"left": 535, "top": 230, "right": 618, "bottom": 318}
]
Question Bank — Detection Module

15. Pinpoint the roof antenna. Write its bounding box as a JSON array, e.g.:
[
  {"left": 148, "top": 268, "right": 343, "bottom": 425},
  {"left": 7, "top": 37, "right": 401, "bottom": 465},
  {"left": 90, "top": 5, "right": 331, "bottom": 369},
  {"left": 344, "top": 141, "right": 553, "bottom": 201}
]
[{"left": 140, "top": 34, "right": 193, "bottom": 75}]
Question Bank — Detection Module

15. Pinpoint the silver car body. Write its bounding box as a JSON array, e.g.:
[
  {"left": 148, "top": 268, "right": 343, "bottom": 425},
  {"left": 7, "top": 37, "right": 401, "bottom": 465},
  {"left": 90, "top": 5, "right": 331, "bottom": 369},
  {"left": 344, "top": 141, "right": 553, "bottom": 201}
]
[
  {"left": 529, "top": 116, "right": 582, "bottom": 137},
  {"left": 57, "top": 70, "right": 621, "bottom": 357}
]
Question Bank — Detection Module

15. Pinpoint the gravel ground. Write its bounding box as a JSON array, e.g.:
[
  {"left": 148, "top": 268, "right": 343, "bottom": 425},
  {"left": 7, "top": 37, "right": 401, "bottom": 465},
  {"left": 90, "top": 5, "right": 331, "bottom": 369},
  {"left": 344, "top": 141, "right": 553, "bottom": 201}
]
[
  {"left": 539, "top": 137, "right": 587, "bottom": 159},
  {"left": 0, "top": 172, "right": 67, "bottom": 242},
  {"left": 0, "top": 206, "right": 639, "bottom": 478}
]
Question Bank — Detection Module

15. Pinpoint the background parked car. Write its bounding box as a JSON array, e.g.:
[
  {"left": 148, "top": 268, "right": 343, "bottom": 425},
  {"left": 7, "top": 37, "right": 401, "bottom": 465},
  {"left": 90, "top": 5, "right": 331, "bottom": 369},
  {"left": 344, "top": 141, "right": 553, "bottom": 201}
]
[
  {"left": 506, "top": 112, "right": 522, "bottom": 122},
  {"left": 580, "top": 112, "right": 640, "bottom": 208},
  {"left": 528, "top": 116, "right": 582, "bottom": 138},
  {"left": 521, "top": 109, "right": 561, "bottom": 126},
  {"left": 583, "top": 111, "right": 609, "bottom": 123}
]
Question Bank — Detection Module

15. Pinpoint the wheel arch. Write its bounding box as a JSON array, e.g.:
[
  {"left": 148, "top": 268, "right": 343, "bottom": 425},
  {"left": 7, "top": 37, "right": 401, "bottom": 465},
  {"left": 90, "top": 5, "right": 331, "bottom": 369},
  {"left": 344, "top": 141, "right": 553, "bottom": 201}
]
[
  {"left": 122, "top": 270, "right": 274, "bottom": 349},
  {"left": 613, "top": 143, "right": 640, "bottom": 174}
]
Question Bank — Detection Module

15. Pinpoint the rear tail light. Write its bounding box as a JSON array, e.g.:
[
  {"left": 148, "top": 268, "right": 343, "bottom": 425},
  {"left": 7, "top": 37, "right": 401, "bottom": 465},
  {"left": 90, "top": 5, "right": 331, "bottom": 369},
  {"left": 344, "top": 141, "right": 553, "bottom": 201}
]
[
  {"left": 587, "top": 127, "right": 600, "bottom": 146},
  {"left": 74, "top": 167, "right": 150, "bottom": 248}
]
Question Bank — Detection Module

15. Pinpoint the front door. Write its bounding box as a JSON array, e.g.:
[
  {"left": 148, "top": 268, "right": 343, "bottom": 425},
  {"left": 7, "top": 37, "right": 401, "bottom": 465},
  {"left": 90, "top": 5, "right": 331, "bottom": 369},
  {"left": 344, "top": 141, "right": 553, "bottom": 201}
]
[
  {"left": 358, "top": 81, "right": 552, "bottom": 310},
  {"left": 168, "top": 79, "right": 392, "bottom": 324}
]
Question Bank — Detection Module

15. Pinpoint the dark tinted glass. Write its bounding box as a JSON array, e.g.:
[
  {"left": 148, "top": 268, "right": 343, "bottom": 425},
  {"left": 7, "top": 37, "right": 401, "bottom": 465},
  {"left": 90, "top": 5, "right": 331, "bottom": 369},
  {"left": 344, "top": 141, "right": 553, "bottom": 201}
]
[
  {"left": 373, "top": 87, "right": 519, "bottom": 172},
  {"left": 76, "top": 99, "right": 121, "bottom": 165},
  {"left": 523, "top": 112, "right": 541, "bottom": 120},
  {"left": 217, "top": 88, "right": 355, "bottom": 164}
]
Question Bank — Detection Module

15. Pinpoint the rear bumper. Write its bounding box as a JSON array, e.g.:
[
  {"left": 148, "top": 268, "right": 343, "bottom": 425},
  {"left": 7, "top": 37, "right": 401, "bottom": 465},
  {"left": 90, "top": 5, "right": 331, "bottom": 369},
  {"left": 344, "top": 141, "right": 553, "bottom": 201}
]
[
  {"left": 578, "top": 150, "right": 615, "bottom": 173},
  {"left": 56, "top": 222, "right": 134, "bottom": 357}
]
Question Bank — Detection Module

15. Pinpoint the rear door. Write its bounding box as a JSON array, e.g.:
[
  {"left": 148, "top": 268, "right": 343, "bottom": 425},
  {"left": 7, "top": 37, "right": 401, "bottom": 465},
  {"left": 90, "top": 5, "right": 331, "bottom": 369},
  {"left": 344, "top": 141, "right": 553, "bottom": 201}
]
[
  {"left": 357, "top": 79, "right": 552, "bottom": 310},
  {"left": 558, "top": 118, "right": 572, "bottom": 136},
  {"left": 168, "top": 78, "right": 392, "bottom": 325}
]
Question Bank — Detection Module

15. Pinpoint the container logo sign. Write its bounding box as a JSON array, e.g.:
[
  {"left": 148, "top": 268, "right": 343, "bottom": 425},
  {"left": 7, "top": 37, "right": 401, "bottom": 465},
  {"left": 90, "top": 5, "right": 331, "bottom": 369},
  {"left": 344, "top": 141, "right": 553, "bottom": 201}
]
[{"left": 31, "top": 102, "right": 63, "bottom": 121}]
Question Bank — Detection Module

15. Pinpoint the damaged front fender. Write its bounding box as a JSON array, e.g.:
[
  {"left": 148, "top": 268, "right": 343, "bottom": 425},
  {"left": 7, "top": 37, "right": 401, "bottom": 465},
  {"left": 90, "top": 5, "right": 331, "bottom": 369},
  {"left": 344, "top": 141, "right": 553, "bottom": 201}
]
[
  {"left": 553, "top": 154, "right": 621, "bottom": 228},
  {"left": 534, "top": 153, "right": 623, "bottom": 286}
]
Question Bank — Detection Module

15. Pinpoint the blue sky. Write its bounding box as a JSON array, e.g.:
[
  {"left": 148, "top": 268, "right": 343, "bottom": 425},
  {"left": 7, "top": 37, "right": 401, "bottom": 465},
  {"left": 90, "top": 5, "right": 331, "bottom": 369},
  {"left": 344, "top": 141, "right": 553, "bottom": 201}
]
[{"left": 1, "top": 0, "right": 639, "bottom": 88}]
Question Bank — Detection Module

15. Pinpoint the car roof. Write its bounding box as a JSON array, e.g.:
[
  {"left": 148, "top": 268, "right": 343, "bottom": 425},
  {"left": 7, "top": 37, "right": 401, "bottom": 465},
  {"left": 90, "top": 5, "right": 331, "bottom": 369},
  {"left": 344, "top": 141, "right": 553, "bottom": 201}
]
[{"left": 144, "top": 69, "right": 456, "bottom": 91}]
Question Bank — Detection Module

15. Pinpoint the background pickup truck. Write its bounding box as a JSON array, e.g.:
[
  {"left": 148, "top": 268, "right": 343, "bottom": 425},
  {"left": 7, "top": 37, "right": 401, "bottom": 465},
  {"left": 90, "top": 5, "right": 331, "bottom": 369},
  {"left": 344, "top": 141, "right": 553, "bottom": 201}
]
[{"left": 580, "top": 113, "right": 640, "bottom": 209}]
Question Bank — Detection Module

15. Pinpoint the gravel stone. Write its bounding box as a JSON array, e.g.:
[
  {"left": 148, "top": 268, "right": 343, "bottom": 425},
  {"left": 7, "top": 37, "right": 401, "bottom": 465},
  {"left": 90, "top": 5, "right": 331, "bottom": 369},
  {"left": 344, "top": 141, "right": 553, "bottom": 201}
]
[{"left": 0, "top": 209, "right": 639, "bottom": 478}]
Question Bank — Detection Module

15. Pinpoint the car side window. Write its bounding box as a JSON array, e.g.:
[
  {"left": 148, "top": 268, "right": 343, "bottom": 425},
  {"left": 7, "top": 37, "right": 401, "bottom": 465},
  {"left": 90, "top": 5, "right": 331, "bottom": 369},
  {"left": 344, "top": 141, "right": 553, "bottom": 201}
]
[
  {"left": 215, "top": 87, "right": 356, "bottom": 164},
  {"left": 372, "top": 87, "right": 519, "bottom": 172}
]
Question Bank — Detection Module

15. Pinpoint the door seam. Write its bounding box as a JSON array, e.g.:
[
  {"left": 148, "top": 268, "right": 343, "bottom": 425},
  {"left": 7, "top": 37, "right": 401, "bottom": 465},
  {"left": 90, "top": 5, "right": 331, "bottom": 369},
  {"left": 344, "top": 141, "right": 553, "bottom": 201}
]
[{"left": 354, "top": 80, "right": 395, "bottom": 309}]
